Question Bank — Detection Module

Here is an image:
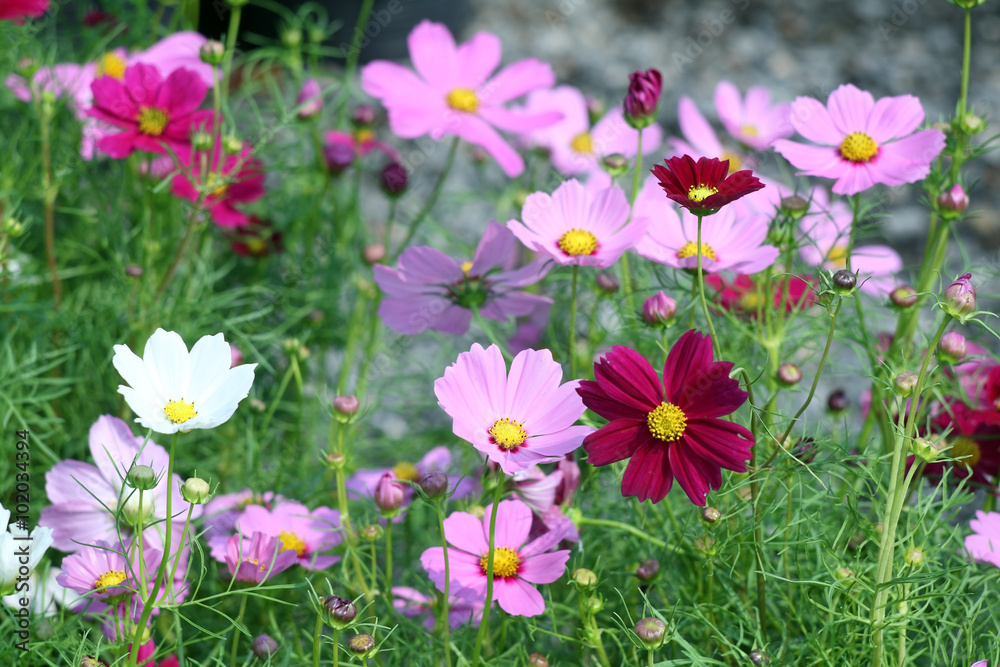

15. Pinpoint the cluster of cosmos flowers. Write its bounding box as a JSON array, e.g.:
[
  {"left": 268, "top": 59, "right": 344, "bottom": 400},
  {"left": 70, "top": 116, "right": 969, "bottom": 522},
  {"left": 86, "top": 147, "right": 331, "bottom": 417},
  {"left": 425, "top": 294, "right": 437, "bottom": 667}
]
[{"left": 5, "top": 8, "right": 1000, "bottom": 666}]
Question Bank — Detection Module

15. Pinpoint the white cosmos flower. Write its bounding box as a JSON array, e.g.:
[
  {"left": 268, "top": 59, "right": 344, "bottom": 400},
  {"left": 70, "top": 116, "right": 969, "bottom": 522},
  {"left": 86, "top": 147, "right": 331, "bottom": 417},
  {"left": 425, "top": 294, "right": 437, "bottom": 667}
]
[
  {"left": 112, "top": 328, "right": 257, "bottom": 434},
  {"left": 0, "top": 502, "right": 54, "bottom": 596}
]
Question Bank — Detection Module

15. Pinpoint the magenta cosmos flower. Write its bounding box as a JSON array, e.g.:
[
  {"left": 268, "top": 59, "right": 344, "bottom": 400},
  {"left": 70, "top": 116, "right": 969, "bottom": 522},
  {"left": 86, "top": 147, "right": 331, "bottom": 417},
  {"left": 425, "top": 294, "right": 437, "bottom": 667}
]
[
  {"left": 508, "top": 179, "right": 649, "bottom": 269},
  {"left": 210, "top": 500, "right": 341, "bottom": 570},
  {"left": 651, "top": 155, "right": 764, "bottom": 216},
  {"left": 374, "top": 221, "right": 551, "bottom": 336},
  {"left": 633, "top": 175, "right": 778, "bottom": 274},
  {"left": 40, "top": 415, "right": 199, "bottom": 553},
  {"left": 171, "top": 141, "right": 265, "bottom": 227},
  {"left": 434, "top": 344, "right": 592, "bottom": 475},
  {"left": 965, "top": 511, "right": 1000, "bottom": 569},
  {"left": 420, "top": 499, "right": 572, "bottom": 617},
  {"left": 517, "top": 85, "right": 662, "bottom": 176},
  {"left": 773, "top": 84, "right": 946, "bottom": 196},
  {"left": 798, "top": 188, "right": 902, "bottom": 296},
  {"left": 577, "top": 330, "right": 755, "bottom": 505},
  {"left": 89, "top": 63, "right": 215, "bottom": 158},
  {"left": 0, "top": 0, "right": 47, "bottom": 20},
  {"left": 58, "top": 540, "right": 160, "bottom": 607},
  {"left": 225, "top": 531, "right": 298, "bottom": 584},
  {"left": 360, "top": 20, "right": 560, "bottom": 177},
  {"left": 392, "top": 586, "right": 484, "bottom": 629}
]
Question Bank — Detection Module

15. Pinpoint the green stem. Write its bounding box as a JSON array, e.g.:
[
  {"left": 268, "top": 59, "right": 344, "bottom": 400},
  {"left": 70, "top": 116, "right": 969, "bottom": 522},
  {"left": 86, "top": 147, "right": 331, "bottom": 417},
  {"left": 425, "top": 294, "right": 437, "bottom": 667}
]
[
  {"left": 168, "top": 504, "right": 196, "bottom": 596},
  {"left": 472, "top": 306, "right": 513, "bottom": 361},
  {"left": 38, "top": 98, "right": 61, "bottom": 308},
  {"left": 958, "top": 8, "right": 972, "bottom": 120},
  {"left": 128, "top": 432, "right": 178, "bottom": 667},
  {"left": 695, "top": 215, "right": 720, "bottom": 358},
  {"left": 569, "top": 264, "right": 580, "bottom": 378},
  {"left": 220, "top": 4, "right": 243, "bottom": 117},
  {"left": 381, "top": 199, "right": 398, "bottom": 249},
  {"left": 333, "top": 628, "right": 340, "bottom": 667},
  {"left": 259, "top": 355, "right": 298, "bottom": 436},
  {"left": 230, "top": 594, "right": 248, "bottom": 667},
  {"left": 393, "top": 137, "right": 460, "bottom": 258},
  {"left": 576, "top": 517, "right": 680, "bottom": 552},
  {"left": 435, "top": 502, "right": 452, "bottom": 667},
  {"left": 312, "top": 613, "right": 323, "bottom": 667},
  {"left": 337, "top": 0, "right": 375, "bottom": 126},
  {"left": 620, "top": 131, "right": 645, "bottom": 311},
  {"left": 385, "top": 519, "right": 393, "bottom": 602},
  {"left": 471, "top": 480, "right": 506, "bottom": 667}
]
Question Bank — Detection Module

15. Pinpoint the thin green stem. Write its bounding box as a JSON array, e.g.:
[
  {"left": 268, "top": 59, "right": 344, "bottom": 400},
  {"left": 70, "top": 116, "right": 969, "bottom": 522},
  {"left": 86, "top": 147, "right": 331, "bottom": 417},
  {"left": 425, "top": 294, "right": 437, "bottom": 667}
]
[
  {"left": 695, "top": 215, "right": 720, "bottom": 358},
  {"left": 569, "top": 264, "right": 580, "bottom": 378},
  {"left": 230, "top": 594, "right": 248, "bottom": 667},
  {"left": 312, "top": 613, "right": 324, "bottom": 667},
  {"left": 576, "top": 517, "right": 680, "bottom": 552},
  {"left": 168, "top": 504, "right": 196, "bottom": 596},
  {"left": 260, "top": 355, "right": 298, "bottom": 436},
  {"left": 435, "top": 502, "right": 452, "bottom": 667},
  {"left": 620, "top": 130, "right": 644, "bottom": 311},
  {"left": 337, "top": 0, "right": 375, "bottom": 126},
  {"left": 958, "top": 8, "right": 972, "bottom": 120},
  {"left": 385, "top": 519, "right": 393, "bottom": 602},
  {"left": 333, "top": 628, "right": 340, "bottom": 667},
  {"left": 220, "top": 4, "right": 243, "bottom": 118},
  {"left": 471, "top": 480, "right": 505, "bottom": 667},
  {"left": 38, "top": 98, "right": 61, "bottom": 308},
  {"left": 394, "top": 137, "right": 460, "bottom": 258}
]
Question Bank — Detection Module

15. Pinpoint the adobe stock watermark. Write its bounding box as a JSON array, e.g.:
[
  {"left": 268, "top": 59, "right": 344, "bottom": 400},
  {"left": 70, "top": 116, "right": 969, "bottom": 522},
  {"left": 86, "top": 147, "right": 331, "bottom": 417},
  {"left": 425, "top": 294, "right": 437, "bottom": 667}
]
[
  {"left": 672, "top": 0, "right": 751, "bottom": 73},
  {"left": 877, "top": 0, "right": 931, "bottom": 41},
  {"left": 545, "top": 0, "right": 587, "bottom": 28},
  {"left": 338, "top": 0, "right": 412, "bottom": 57}
]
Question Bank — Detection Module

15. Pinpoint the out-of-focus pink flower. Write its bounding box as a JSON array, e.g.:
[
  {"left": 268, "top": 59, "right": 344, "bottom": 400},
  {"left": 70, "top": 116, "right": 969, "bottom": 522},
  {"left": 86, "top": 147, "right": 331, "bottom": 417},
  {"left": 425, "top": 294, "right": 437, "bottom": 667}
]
[
  {"left": 713, "top": 81, "right": 792, "bottom": 151},
  {"left": 671, "top": 94, "right": 755, "bottom": 174},
  {"left": 361, "top": 20, "right": 560, "bottom": 177},
  {"left": 965, "top": 511, "right": 1000, "bottom": 569},
  {"left": 225, "top": 531, "right": 298, "bottom": 584},
  {"left": 0, "top": 0, "right": 48, "bottom": 21},
  {"left": 641, "top": 291, "right": 678, "bottom": 326},
  {"left": 171, "top": 142, "right": 265, "bottom": 227},
  {"left": 774, "top": 84, "right": 945, "bottom": 196},
  {"left": 212, "top": 501, "right": 341, "bottom": 571},
  {"left": 706, "top": 273, "right": 816, "bottom": 316},
  {"left": 518, "top": 86, "right": 662, "bottom": 176},
  {"left": 392, "top": 586, "right": 483, "bottom": 629},
  {"left": 346, "top": 446, "right": 476, "bottom": 514},
  {"left": 509, "top": 300, "right": 551, "bottom": 355},
  {"left": 296, "top": 78, "right": 323, "bottom": 119}
]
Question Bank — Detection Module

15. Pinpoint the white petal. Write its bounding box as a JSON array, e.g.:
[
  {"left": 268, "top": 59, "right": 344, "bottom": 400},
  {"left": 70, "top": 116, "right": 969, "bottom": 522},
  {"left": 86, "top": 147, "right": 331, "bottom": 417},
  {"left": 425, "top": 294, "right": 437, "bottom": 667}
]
[
  {"left": 143, "top": 329, "right": 192, "bottom": 401},
  {"left": 112, "top": 343, "right": 166, "bottom": 407},
  {"left": 186, "top": 333, "right": 237, "bottom": 405}
]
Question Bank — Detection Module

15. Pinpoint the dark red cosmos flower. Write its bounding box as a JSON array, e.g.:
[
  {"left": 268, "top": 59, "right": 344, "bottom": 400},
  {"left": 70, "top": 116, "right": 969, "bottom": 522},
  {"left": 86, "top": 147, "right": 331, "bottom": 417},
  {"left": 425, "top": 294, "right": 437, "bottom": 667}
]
[
  {"left": 0, "top": 0, "right": 48, "bottom": 21},
  {"left": 984, "top": 366, "right": 1000, "bottom": 412},
  {"left": 651, "top": 155, "right": 764, "bottom": 216},
  {"left": 922, "top": 401, "right": 1000, "bottom": 487},
  {"left": 577, "top": 330, "right": 754, "bottom": 505},
  {"left": 706, "top": 273, "right": 815, "bottom": 316},
  {"left": 225, "top": 216, "right": 283, "bottom": 257}
]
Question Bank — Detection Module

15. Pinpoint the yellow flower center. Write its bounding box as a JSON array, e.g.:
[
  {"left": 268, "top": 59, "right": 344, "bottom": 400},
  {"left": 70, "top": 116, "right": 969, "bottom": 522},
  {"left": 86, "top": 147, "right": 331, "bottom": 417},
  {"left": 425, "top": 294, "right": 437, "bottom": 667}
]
[
  {"left": 96, "top": 52, "right": 127, "bottom": 80},
  {"left": 136, "top": 106, "right": 169, "bottom": 136},
  {"left": 739, "top": 291, "right": 764, "bottom": 311},
  {"left": 826, "top": 244, "right": 849, "bottom": 269},
  {"left": 721, "top": 151, "right": 742, "bottom": 174},
  {"left": 460, "top": 261, "right": 474, "bottom": 277},
  {"left": 278, "top": 531, "right": 307, "bottom": 557},
  {"left": 479, "top": 546, "right": 521, "bottom": 579},
  {"left": 206, "top": 172, "right": 228, "bottom": 198},
  {"left": 94, "top": 570, "right": 127, "bottom": 590},
  {"left": 951, "top": 437, "right": 981, "bottom": 470},
  {"left": 392, "top": 461, "right": 420, "bottom": 481},
  {"left": 245, "top": 237, "right": 267, "bottom": 254},
  {"left": 558, "top": 229, "right": 599, "bottom": 257},
  {"left": 243, "top": 557, "right": 267, "bottom": 573},
  {"left": 647, "top": 402, "right": 688, "bottom": 442},
  {"left": 489, "top": 418, "right": 527, "bottom": 450},
  {"left": 446, "top": 88, "right": 479, "bottom": 113},
  {"left": 687, "top": 185, "right": 719, "bottom": 203},
  {"left": 163, "top": 399, "right": 197, "bottom": 424},
  {"left": 740, "top": 124, "right": 759, "bottom": 138},
  {"left": 675, "top": 241, "right": 717, "bottom": 261},
  {"left": 570, "top": 132, "right": 594, "bottom": 155},
  {"left": 353, "top": 128, "right": 374, "bottom": 144},
  {"left": 839, "top": 132, "right": 878, "bottom": 162}
]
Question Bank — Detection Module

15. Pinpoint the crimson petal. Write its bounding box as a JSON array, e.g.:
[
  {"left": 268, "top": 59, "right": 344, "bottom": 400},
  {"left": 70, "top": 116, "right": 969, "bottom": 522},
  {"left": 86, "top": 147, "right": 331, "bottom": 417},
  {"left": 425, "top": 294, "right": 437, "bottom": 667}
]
[
  {"left": 583, "top": 419, "right": 652, "bottom": 466},
  {"left": 620, "top": 441, "right": 673, "bottom": 503}
]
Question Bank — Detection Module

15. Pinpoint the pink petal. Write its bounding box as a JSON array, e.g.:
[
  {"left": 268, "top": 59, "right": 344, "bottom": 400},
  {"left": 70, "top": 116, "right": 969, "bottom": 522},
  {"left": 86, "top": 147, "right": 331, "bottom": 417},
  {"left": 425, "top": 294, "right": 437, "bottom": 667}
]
[
  {"left": 787, "top": 96, "right": 842, "bottom": 146},
  {"left": 494, "top": 576, "right": 545, "bottom": 616},
  {"left": 408, "top": 20, "right": 459, "bottom": 93},
  {"left": 480, "top": 59, "right": 555, "bottom": 106},
  {"left": 773, "top": 140, "right": 842, "bottom": 177},
  {"left": 831, "top": 163, "right": 878, "bottom": 196},
  {"left": 825, "top": 84, "right": 874, "bottom": 136},
  {"left": 490, "top": 499, "right": 532, "bottom": 549},
  {"left": 677, "top": 96, "right": 723, "bottom": 157},
  {"left": 443, "top": 510, "right": 489, "bottom": 555},
  {"left": 518, "top": 550, "right": 570, "bottom": 584},
  {"left": 454, "top": 113, "right": 525, "bottom": 177},
  {"left": 713, "top": 81, "right": 743, "bottom": 137},
  {"left": 864, "top": 95, "right": 925, "bottom": 143},
  {"left": 456, "top": 31, "right": 501, "bottom": 89},
  {"left": 478, "top": 106, "right": 562, "bottom": 134},
  {"left": 360, "top": 61, "right": 444, "bottom": 139}
]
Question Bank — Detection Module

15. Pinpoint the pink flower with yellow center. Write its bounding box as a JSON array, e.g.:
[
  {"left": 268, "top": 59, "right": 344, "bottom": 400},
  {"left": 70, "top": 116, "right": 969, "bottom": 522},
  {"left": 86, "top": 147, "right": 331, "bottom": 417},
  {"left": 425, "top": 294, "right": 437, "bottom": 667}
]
[
  {"left": 171, "top": 141, "right": 265, "bottom": 227},
  {"left": 671, "top": 92, "right": 756, "bottom": 174},
  {"left": 713, "top": 81, "right": 793, "bottom": 151},
  {"left": 774, "top": 84, "right": 946, "bottom": 195},
  {"left": 434, "top": 343, "right": 592, "bottom": 475},
  {"left": 225, "top": 531, "right": 298, "bottom": 584},
  {"left": 360, "top": 20, "right": 560, "bottom": 177},
  {"left": 507, "top": 179, "right": 650, "bottom": 269},
  {"left": 420, "top": 499, "right": 572, "bottom": 616},
  {"left": 212, "top": 501, "right": 342, "bottom": 571}
]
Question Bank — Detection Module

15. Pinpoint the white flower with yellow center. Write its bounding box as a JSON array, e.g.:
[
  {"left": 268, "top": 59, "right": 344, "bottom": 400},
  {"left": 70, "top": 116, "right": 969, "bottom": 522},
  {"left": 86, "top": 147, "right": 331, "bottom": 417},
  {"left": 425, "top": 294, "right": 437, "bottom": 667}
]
[{"left": 113, "top": 329, "right": 256, "bottom": 435}]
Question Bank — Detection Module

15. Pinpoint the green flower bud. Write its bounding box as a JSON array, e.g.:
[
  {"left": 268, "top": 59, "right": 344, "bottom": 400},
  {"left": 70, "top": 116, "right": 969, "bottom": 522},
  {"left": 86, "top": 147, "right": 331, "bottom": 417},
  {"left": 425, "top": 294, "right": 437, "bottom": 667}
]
[
  {"left": 126, "top": 465, "right": 157, "bottom": 491},
  {"left": 181, "top": 477, "right": 212, "bottom": 504}
]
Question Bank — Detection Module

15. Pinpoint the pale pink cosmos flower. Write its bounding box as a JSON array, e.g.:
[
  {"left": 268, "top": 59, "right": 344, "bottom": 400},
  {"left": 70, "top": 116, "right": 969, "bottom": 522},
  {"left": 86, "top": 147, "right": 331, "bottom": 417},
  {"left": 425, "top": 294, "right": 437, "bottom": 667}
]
[
  {"left": 420, "top": 499, "right": 572, "bottom": 616},
  {"left": 670, "top": 95, "right": 754, "bottom": 174},
  {"left": 375, "top": 221, "right": 551, "bottom": 336},
  {"left": 201, "top": 489, "right": 280, "bottom": 546},
  {"left": 391, "top": 586, "right": 483, "bottom": 629},
  {"left": 714, "top": 81, "right": 792, "bottom": 151},
  {"left": 965, "top": 510, "right": 1000, "bottom": 569},
  {"left": 508, "top": 179, "right": 650, "bottom": 269},
  {"left": 225, "top": 531, "right": 298, "bottom": 584},
  {"left": 517, "top": 85, "right": 662, "bottom": 176},
  {"left": 633, "top": 175, "right": 778, "bottom": 274},
  {"left": 360, "top": 20, "right": 560, "bottom": 177},
  {"left": 346, "top": 446, "right": 477, "bottom": 510},
  {"left": 774, "top": 84, "right": 946, "bottom": 195},
  {"left": 798, "top": 188, "right": 902, "bottom": 296},
  {"left": 434, "top": 344, "right": 592, "bottom": 475}
]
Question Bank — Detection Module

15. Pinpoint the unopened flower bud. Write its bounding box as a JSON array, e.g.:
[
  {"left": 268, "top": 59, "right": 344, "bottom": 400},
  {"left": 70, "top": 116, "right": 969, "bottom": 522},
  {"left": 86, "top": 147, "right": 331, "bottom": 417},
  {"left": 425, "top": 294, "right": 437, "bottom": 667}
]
[
  {"left": 296, "top": 78, "right": 323, "bottom": 120},
  {"left": 911, "top": 436, "right": 948, "bottom": 463},
  {"left": 693, "top": 535, "right": 716, "bottom": 557},
  {"left": 939, "top": 331, "right": 967, "bottom": 363},
  {"left": 527, "top": 654, "right": 549, "bottom": 667},
  {"left": 230, "top": 345, "right": 244, "bottom": 368},
  {"left": 960, "top": 113, "right": 984, "bottom": 135},
  {"left": 351, "top": 105, "right": 376, "bottom": 127},
  {"left": 374, "top": 472, "right": 406, "bottom": 515},
  {"left": 280, "top": 27, "right": 303, "bottom": 47},
  {"left": 943, "top": 273, "right": 976, "bottom": 321},
  {"left": 636, "top": 558, "right": 660, "bottom": 582},
  {"left": 602, "top": 153, "right": 628, "bottom": 176},
  {"left": 199, "top": 40, "right": 225, "bottom": 65},
  {"left": 931, "top": 121, "right": 951, "bottom": 135},
  {"left": 595, "top": 273, "right": 619, "bottom": 294},
  {"left": 252, "top": 634, "right": 279, "bottom": 659},
  {"left": 190, "top": 129, "right": 213, "bottom": 151},
  {"left": 125, "top": 264, "right": 143, "bottom": 278},
  {"left": 780, "top": 195, "right": 809, "bottom": 218},
  {"left": 623, "top": 68, "right": 662, "bottom": 129},
  {"left": 642, "top": 291, "right": 677, "bottom": 327},
  {"left": 835, "top": 566, "right": 855, "bottom": 580},
  {"left": 890, "top": 285, "right": 918, "bottom": 309},
  {"left": 363, "top": 244, "right": 385, "bottom": 265},
  {"left": 360, "top": 524, "right": 383, "bottom": 541},
  {"left": 222, "top": 135, "right": 243, "bottom": 154},
  {"left": 326, "top": 451, "right": 346, "bottom": 469},
  {"left": 827, "top": 389, "right": 849, "bottom": 413},
  {"left": 323, "top": 595, "right": 358, "bottom": 628},
  {"left": 333, "top": 395, "right": 360, "bottom": 421},
  {"left": 904, "top": 547, "right": 924, "bottom": 568},
  {"left": 81, "top": 657, "right": 109, "bottom": 667},
  {"left": 832, "top": 269, "right": 856, "bottom": 294},
  {"left": 893, "top": 372, "right": 918, "bottom": 398},
  {"left": 701, "top": 506, "right": 722, "bottom": 525},
  {"left": 572, "top": 568, "right": 597, "bottom": 589},
  {"left": 181, "top": 477, "right": 212, "bottom": 504},
  {"left": 324, "top": 140, "right": 354, "bottom": 175},
  {"left": 347, "top": 633, "right": 375, "bottom": 657},
  {"left": 418, "top": 471, "right": 448, "bottom": 500},
  {"left": 634, "top": 617, "right": 667, "bottom": 648},
  {"left": 586, "top": 595, "right": 603, "bottom": 613},
  {"left": 126, "top": 465, "right": 157, "bottom": 491},
  {"left": 777, "top": 363, "right": 802, "bottom": 386},
  {"left": 380, "top": 162, "right": 408, "bottom": 196},
  {"left": 585, "top": 96, "right": 605, "bottom": 124},
  {"left": 749, "top": 649, "right": 771, "bottom": 665},
  {"left": 938, "top": 184, "right": 969, "bottom": 212},
  {"left": 469, "top": 146, "right": 488, "bottom": 163}
]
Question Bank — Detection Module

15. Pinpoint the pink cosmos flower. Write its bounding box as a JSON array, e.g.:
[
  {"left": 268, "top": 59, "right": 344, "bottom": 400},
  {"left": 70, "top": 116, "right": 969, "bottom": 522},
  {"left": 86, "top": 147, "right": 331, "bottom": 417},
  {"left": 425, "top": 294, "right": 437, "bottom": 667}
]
[
  {"left": 89, "top": 63, "right": 215, "bottom": 159},
  {"left": 434, "top": 344, "right": 592, "bottom": 475},
  {"left": 798, "top": 188, "right": 902, "bottom": 296},
  {"left": 171, "top": 141, "right": 265, "bottom": 227},
  {"left": 296, "top": 78, "right": 323, "bottom": 120},
  {"left": 511, "top": 466, "right": 580, "bottom": 543},
  {"left": 323, "top": 128, "right": 398, "bottom": 171},
  {"left": 714, "top": 81, "right": 792, "bottom": 151},
  {"left": 346, "top": 446, "right": 477, "bottom": 510},
  {"left": 633, "top": 175, "right": 778, "bottom": 274},
  {"left": 391, "top": 586, "right": 483, "bottom": 629},
  {"left": 360, "top": 20, "right": 560, "bottom": 177},
  {"left": 225, "top": 531, "right": 298, "bottom": 584},
  {"left": 508, "top": 179, "right": 649, "bottom": 269},
  {"left": 210, "top": 501, "right": 341, "bottom": 570},
  {"left": 773, "top": 84, "right": 946, "bottom": 195},
  {"left": 420, "top": 499, "right": 572, "bottom": 616},
  {"left": 671, "top": 95, "right": 755, "bottom": 174},
  {"left": 517, "top": 86, "right": 662, "bottom": 176},
  {"left": 374, "top": 221, "right": 551, "bottom": 336},
  {"left": 0, "top": 0, "right": 48, "bottom": 20},
  {"left": 965, "top": 511, "right": 1000, "bottom": 569},
  {"left": 201, "top": 489, "right": 280, "bottom": 546},
  {"left": 40, "top": 415, "right": 199, "bottom": 553}
]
